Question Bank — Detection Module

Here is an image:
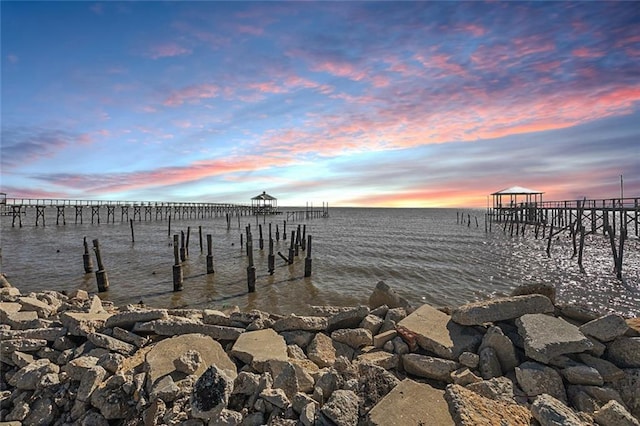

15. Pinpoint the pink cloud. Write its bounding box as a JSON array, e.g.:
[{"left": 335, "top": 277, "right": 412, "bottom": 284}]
[
  {"left": 572, "top": 47, "right": 605, "bottom": 59},
  {"left": 311, "top": 61, "right": 368, "bottom": 81},
  {"left": 237, "top": 25, "right": 264, "bottom": 36},
  {"left": 147, "top": 42, "right": 192, "bottom": 59},
  {"left": 163, "top": 83, "right": 219, "bottom": 106},
  {"left": 458, "top": 23, "right": 486, "bottom": 37}
]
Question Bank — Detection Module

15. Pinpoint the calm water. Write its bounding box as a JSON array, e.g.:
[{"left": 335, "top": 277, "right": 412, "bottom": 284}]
[{"left": 1, "top": 207, "right": 639, "bottom": 317}]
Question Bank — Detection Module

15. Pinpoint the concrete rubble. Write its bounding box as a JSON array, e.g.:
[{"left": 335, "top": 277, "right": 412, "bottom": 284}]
[{"left": 1, "top": 279, "right": 639, "bottom": 425}]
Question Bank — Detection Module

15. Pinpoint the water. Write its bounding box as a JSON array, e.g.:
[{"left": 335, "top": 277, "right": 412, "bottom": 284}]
[{"left": 1, "top": 207, "right": 639, "bottom": 317}]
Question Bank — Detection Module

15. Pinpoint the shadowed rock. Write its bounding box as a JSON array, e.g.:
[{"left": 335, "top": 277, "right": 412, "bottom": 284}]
[
  {"left": 190, "top": 365, "right": 234, "bottom": 420},
  {"left": 452, "top": 294, "right": 554, "bottom": 326},
  {"left": 516, "top": 314, "right": 592, "bottom": 363}
]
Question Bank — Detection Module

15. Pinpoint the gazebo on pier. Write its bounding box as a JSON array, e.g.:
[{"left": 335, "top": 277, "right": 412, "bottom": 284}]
[
  {"left": 251, "top": 191, "right": 278, "bottom": 215},
  {"left": 491, "top": 186, "right": 544, "bottom": 223}
]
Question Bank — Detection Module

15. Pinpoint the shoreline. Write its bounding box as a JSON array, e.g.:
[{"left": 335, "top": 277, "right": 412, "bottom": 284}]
[{"left": 1, "top": 278, "right": 639, "bottom": 425}]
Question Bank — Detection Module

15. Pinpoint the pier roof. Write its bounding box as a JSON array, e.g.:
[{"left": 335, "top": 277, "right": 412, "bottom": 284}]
[
  {"left": 491, "top": 186, "right": 544, "bottom": 195},
  {"left": 251, "top": 191, "right": 277, "bottom": 201}
]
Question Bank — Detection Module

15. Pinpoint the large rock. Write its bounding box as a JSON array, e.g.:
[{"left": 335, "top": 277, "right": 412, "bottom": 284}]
[
  {"left": 478, "top": 326, "right": 519, "bottom": 373},
  {"left": 609, "top": 368, "right": 640, "bottom": 419},
  {"left": 87, "top": 332, "right": 135, "bottom": 355},
  {"left": 593, "top": 399, "right": 640, "bottom": 426},
  {"left": 145, "top": 333, "right": 236, "bottom": 393},
  {"left": 320, "top": 390, "right": 359, "bottom": 426},
  {"left": 190, "top": 365, "right": 234, "bottom": 420},
  {"left": 444, "top": 384, "right": 532, "bottom": 426},
  {"left": 18, "top": 296, "right": 55, "bottom": 317},
  {"left": 531, "top": 394, "right": 584, "bottom": 426},
  {"left": 355, "top": 362, "right": 400, "bottom": 413},
  {"left": 307, "top": 332, "right": 353, "bottom": 368},
  {"left": 151, "top": 318, "right": 244, "bottom": 341},
  {"left": 577, "top": 353, "right": 625, "bottom": 382},
  {"left": 272, "top": 315, "right": 327, "bottom": 332},
  {"left": 331, "top": 328, "right": 373, "bottom": 349},
  {"left": 606, "top": 337, "right": 640, "bottom": 368},
  {"left": 104, "top": 309, "right": 168, "bottom": 329},
  {"left": 396, "top": 304, "right": 481, "bottom": 360},
  {"left": 367, "top": 379, "right": 453, "bottom": 425},
  {"left": 516, "top": 314, "right": 593, "bottom": 363},
  {"left": 60, "top": 312, "right": 112, "bottom": 337},
  {"left": 402, "top": 353, "right": 459, "bottom": 382},
  {"left": 90, "top": 373, "right": 132, "bottom": 420},
  {"left": 368, "top": 281, "right": 410, "bottom": 309},
  {"left": 327, "top": 306, "right": 370, "bottom": 332},
  {"left": 579, "top": 313, "right": 629, "bottom": 342},
  {"left": 515, "top": 361, "right": 567, "bottom": 403},
  {"left": 230, "top": 328, "right": 287, "bottom": 372},
  {"left": 8, "top": 358, "right": 60, "bottom": 390},
  {"left": 561, "top": 365, "right": 603, "bottom": 386},
  {"left": 451, "top": 294, "right": 554, "bottom": 326}
]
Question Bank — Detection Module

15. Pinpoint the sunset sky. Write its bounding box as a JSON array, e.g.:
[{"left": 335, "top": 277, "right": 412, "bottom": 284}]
[{"left": 2, "top": 1, "right": 639, "bottom": 207}]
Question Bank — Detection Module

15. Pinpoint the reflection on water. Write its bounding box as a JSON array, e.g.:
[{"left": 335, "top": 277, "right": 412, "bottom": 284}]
[{"left": 1, "top": 208, "right": 638, "bottom": 316}]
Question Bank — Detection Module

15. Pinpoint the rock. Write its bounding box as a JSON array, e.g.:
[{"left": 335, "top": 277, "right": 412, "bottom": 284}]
[
  {"left": 77, "top": 366, "right": 108, "bottom": 402},
  {"left": 280, "top": 330, "right": 315, "bottom": 348},
  {"left": 1, "top": 338, "right": 48, "bottom": 353},
  {"left": 561, "top": 365, "right": 604, "bottom": 386},
  {"left": 175, "top": 349, "right": 203, "bottom": 374},
  {"left": 459, "top": 352, "right": 480, "bottom": 369},
  {"left": 87, "top": 332, "right": 135, "bottom": 355},
  {"left": 606, "top": 337, "right": 640, "bottom": 368},
  {"left": 209, "top": 408, "right": 243, "bottom": 426},
  {"left": 444, "top": 384, "right": 532, "bottom": 426},
  {"left": 0, "top": 327, "right": 67, "bottom": 342},
  {"left": 111, "top": 327, "right": 148, "bottom": 348},
  {"left": 559, "top": 304, "right": 600, "bottom": 323},
  {"left": 451, "top": 367, "right": 482, "bottom": 386},
  {"left": 190, "top": 365, "right": 234, "bottom": 420},
  {"left": 510, "top": 282, "right": 556, "bottom": 304},
  {"left": 151, "top": 318, "right": 244, "bottom": 341},
  {"left": 230, "top": 328, "right": 287, "bottom": 372},
  {"left": 402, "top": 353, "right": 459, "bottom": 382},
  {"left": 150, "top": 375, "right": 180, "bottom": 402},
  {"left": 60, "top": 312, "right": 112, "bottom": 337},
  {"left": 451, "top": 294, "right": 554, "bottom": 326},
  {"left": 609, "top": 368, "right": 640, "bottom": 419},
  {"left": 1, "top": 311, "right": 40, "bottom": 329},
  {"left": 593, "top": 399, "right": 640, "bottom": 426},
  {"left": 23, "top": 396, "right": 56, "bottom": 426},
  {"left": 145, "top": 333, "right": 236, "bottom": 393},
  {"left": 202, "top": 309, "right": 233, "bottom": 326},
  {"left": 588, "top": 336, "right": 607, "bottom": 357},
  {"left": 396, "top": 304, "right": 481, "bottom": 360},
  {"left": 232, "top": 371, "right": 261, "bottom": 395},
  {"left": 68, "top": 289, "right": 89, "bottom": 300},
  {"left": 580, "top": 313, "right": 629, "bottom": 342},
  {"left": 466, "top": 377, "right": 515, "bottom": 402},
  {"left": 385, "top": 307, "right": 407, "bottom": 323},
  {"left": 259, "top": 388, "right": 290, "bottom": 410},
  {"left": 105, "top": 309, "right": 168, "bottom": 329},
  {"left": 516, "top": 314, "right": 593, "bottom": 363},
  {"left": 331, "top": 328, "right": 373, "bottom": 349},
  {"left": 97, "top": 352, "right": 125, "bottom": 374},
  {"left": 479, "top": 325, "right": 519, "bottom": 373},
  {"left": 292, "top": 392, "right": 317, "bottom": 414},
  {"left": 300, "top": 402, "right": 317, "bottom": 426},
  {"left": 327, "top": 306, "right": 370, "bottom": 332},
  {"left": 392, "top": 336, "right": 409, "bottom": 354},
  {"left": 355, "top": 350, "right": 399, "bottom": 370},
  {"left": 531, "top": 393, "right": 584, "bottom": 426},
  {"left": 63, "top": 355, "right": 99, "bottom": 380},
  {"left": 577, "top": 353, "right": 625, "bottom": 382},
  {"left": 356, "top": 362, "right": 400, "bottom": 413},
  {"left": 368, "top": 281, "right": 410, "bottom": 309},
  {"left": 268, "top": 360, "right": 314, "bottom": 398},
  {"left": 359, "top": 314, "right": 383, "bottom": 335},
  {"left": 90, "top": 374, "right": 132, "bottom": 420},
  {"left": 515, "top": 361, "right": 567, "bottom": 403},
  {"left": 320, "top": 390, "right": 358, "bottom": 426},
  {"left": 307, "top": 332, "right": 353, "bottom": 368},
  {"left": 478, "top": 347, "right": 502, "bottom": 379},
  {"left": 373, "top": 329, "right": 397, "bottom": 349},
  {"left": 8, "top": 358, "right": 60, "bottom": 390},
  {"left": 19, "top": 296, "right": 55, "bottom": 317},
  {"left": 272, "top": 315, "right": 327, "bottom": 332}
]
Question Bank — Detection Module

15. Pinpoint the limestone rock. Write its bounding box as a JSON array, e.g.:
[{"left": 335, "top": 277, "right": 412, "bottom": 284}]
[
  {"left": 516, "top": 314, "right": 593, "bottom": 363},
  {"left": 444, "top": 383, "right": 532, "bottom": 426},
  {"left": 580, "top": 313, "right": 629, "bottom": 342},
  {"left": 175, "top": 349, "right": 203, "bottom": 375},
  {"left": 327, "top": 306, "right": 370, "bottom": 332},
  {"left": 230, "top": 328, "right": 287, "bottom": 372},
  {"left": 561, "top": 364, "right": 604, "bottom": 386},
  {"left": 356, "top": 362, "right": 400, "bottom": 414},
  {"left": 451, "top": 294, "right": 554, "bottom": 326},
  {"left": 202, "top": 309, "right": 233, "bottom": 326},
  {"left": 451, "top": 367, "right": 483, "bottom": 386},
  {"left": 510, "top": 282, "right": 556, "bottom": 304},
  {"left": 355, "top": 350, "right": 399, "bottom": 370},
  {"left": 478, "top": 347, "right": 502, "bottom": 379},
  {"left": 19, "top": 296, "right": 55, "bottom": 317},
  {"left": 77, "top": 366, "right": 107, "bottom": 402},
  {"left": 593, "top": 399, "right": 640, "bottom": 426},
  {"left": 531, "top": 393, "right": 584, "bottom": 426},
  {"left": 60, "top": 312, "right": 112, "bottom": 337},
  {"left": 459, "top": 351, "right": 480, "bottom": 368},
  {"left": 112, "top": 327, "right": 148, "bottom": 348},
  {"left": 396, "top": 304, "right": 481, "bottom": 360},
  {"left": 280, "top": 330, "right": 315, "bottom": 348},
  {"left": 105, "top": 309, "right": 168, "bottom": 329},
  {"left": 331, "top": 328, "right": 373, "bottom": 349},
  {"left": 373, "top": 329, "right": 397, "bottom": 349},
  {"left": 359, "top": 314, "right": 383, "bottom": 335},
  {"left": 307, "top": 332, "right": 353, "bottom": 368},
  {"left": 368, "top": 280, "right": 410, "bottom": 309},
  {"left": 577, "top": 353, "right": 625, "bottom": 382},
  {"left": 272, "top": 315, "right": 327, "bottom": 332},
  {"left": 402, "top": 353, "right": 459, "bottom": 382},
  {"left": 479, "top": 325, "right": 519, "bottom": 373},
  {"left": 90, "top": 374, "right": 132, "bottom": 420},
  {"left": 87, "top": 332, "right": 135, "bottom": 355},
  {"left": 259, "top": 388, "right": 290, "bottom": 410},
  {"left": 0, "top": 338, "right": 48, "bottom": 353},
  {"left": 145, "top": 333, "right": 236, "bottom": 393},
  {"left": 606, "top": 337, "right": 640, "bottom": 368},
  {"left": 515, "top": 361, "right": 567, "bottom": 403},
  {"left": 320, "top": 390, "right": 358, "bottom": 426},
  {"left": 466, "top": 377, "right": 515, "bottom": 402},
  {"left": 63, "top": 355, "right": 99, "bottom": 380},
  {"left": 8, "top": 358, "right": 60, "bottom": 390},
  {"left": 151, "top": 318, "right": 244, "bottom": 341},
  {"left": 190, "top": 365, "right": 234, "bottom": 420},
  {"left": 609, "top": 368, "right": 640, "bottom": 419}
]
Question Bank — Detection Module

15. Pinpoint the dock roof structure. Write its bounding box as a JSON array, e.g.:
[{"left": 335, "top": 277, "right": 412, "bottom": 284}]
[
  {"left": 491, "top": 186, "right": 543, "bottom": 208},
  {"left": 251, "top": 191, "right": 277, "bottom": 215}
]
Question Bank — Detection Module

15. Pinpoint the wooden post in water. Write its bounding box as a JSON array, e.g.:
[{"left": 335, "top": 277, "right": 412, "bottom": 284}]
[
  {"left": 605, "top": 225, "right": 619, "bottom": 277},
  {"left": 546, "top": 224, "right": 554, "bottom": 257},
  {"left": 276, "top": 224, "right": 280, "bottom": 241},
  {"left": 173, "top": 234, "right": 183, "bottom": 291},
  {"left": 301, "top": 224, "right": 307, "bottom": 251},
  {"left": 130, "top": 219, "right": 135, "bottom": 243},
  {"left": 168, "top": 214, "right": 171, "bottom": 237},
  {"left": 186, "top": 227, "right": 191, "bottom": 258},
  {"left": 304, "top": 235, "right": 312, "bottom": 277},
  {"left": 283, "top": 221, "right": 287, "bottom": 240},
  {"left": 83, "top": 237, "right": 93, "bottom": 273},
  {"left": 199, "top": 226, "right": 203, "bottom": 254},
  {"left": 617, "top": 226, "right": 626, "bottom": 280},
  {"left": 577, "top": 225, "right": 586, "bottom": 273},
  {"left": 92, "top": 239, "right": 109, "bottom": 292},
  {"left": 259, "top": 224, "right": 264, "bottom": 250},
  {"left": 247, "top": 238, "right": 256, "bottom": 293},
  {"left": 268, "top": 238, "right": 275, "bottom": 275},
  {"left": 295, "top": 225, "right": 301, "bottom": 256},
  {"left": 206, "top": 234, "right": 214, "bottom": 274},
  {"left": 288, "top": 231, "right": 295, "bottom": 263},
  {"left": 180, "top": 231, "right": 187, "bottom": 262}
]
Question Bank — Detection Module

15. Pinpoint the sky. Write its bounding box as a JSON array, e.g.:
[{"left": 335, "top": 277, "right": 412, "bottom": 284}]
[{"left": 1, "top": 1, "right": 639, "bottom": 208}]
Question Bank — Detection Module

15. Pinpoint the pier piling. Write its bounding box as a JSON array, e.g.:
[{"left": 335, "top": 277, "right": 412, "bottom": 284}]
[
  {"left": 173, "top": 234, "right": 183, "bottom": 291},
  {"left": 92, "top": 239, "right": 109, "bottom": 292},
  {"left": 304, "top": 235, "right": 312, "bottom": 277},
  {"left": 82, "top": 237, "right": 93, "bottom": 273}
]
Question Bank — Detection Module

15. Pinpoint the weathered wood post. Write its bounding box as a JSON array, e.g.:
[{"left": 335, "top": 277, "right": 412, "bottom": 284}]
[
  {"left": 283, "top": 220, "right": 287, "bottom": 240},
  {"left": 92, "top": 239, "right": 109, "bottom": 292},
  {"left": 206, "top": 234, "right": 214, "bottom": 274},
  {"left": 240, "top": 233, "right": 244, "bottom": 248},
  {"left": 259, "top": 224, "right": 264, "bottom": 250},
  {"left": 268, "top": 238, "right": 275, "bottom": 275},
  {"left": 83, "top": 237, "right": 93, "bottom": 273},
  {"left": 276, "top": 224, "right": 280, "bottom": 241},
  {"left": 578, "top": 226, "right": 586, "bottom": 273},
  {"left": 546, "top": 224, "right": 554, "bottom": 257},
  {"left": 199, "top": 226, "right": 203, "bottom": 254},
  {"left": 186, "top": 226, "right": 191, "bottom": 258},
  {"left": 617, "top": 226, "right": 626, "bottom": 280},
  {"left": 180, "top": 231, "right": 187, "bottom": 262},
  {"left": 130, "top": 219, "right": 135, "bottom": 243},
  {"left": 173, "top": 234, "right": 183, "bottom": 291},
  {"left": 301, "top": 224, "right": 307, "bottom": 251},
  {"left": 168, "top": 214, "right": 171, "bottom": 237},
  {"left": 288, "top": 231, "right": 295, "bottom": 263},
  {"left": 304, "top": 235, "right": 312, "bottom": 277},
  {"left": 247, "top": 237, "right": 256, "bottom": 293},
  {"left": 295, "top": 225, "right": 301, "bottom": 256}
]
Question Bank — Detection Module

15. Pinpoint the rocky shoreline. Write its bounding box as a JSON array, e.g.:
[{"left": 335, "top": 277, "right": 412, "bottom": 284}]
[{"left": 1, "top": 278, "right": 639, "bottom": 426}]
